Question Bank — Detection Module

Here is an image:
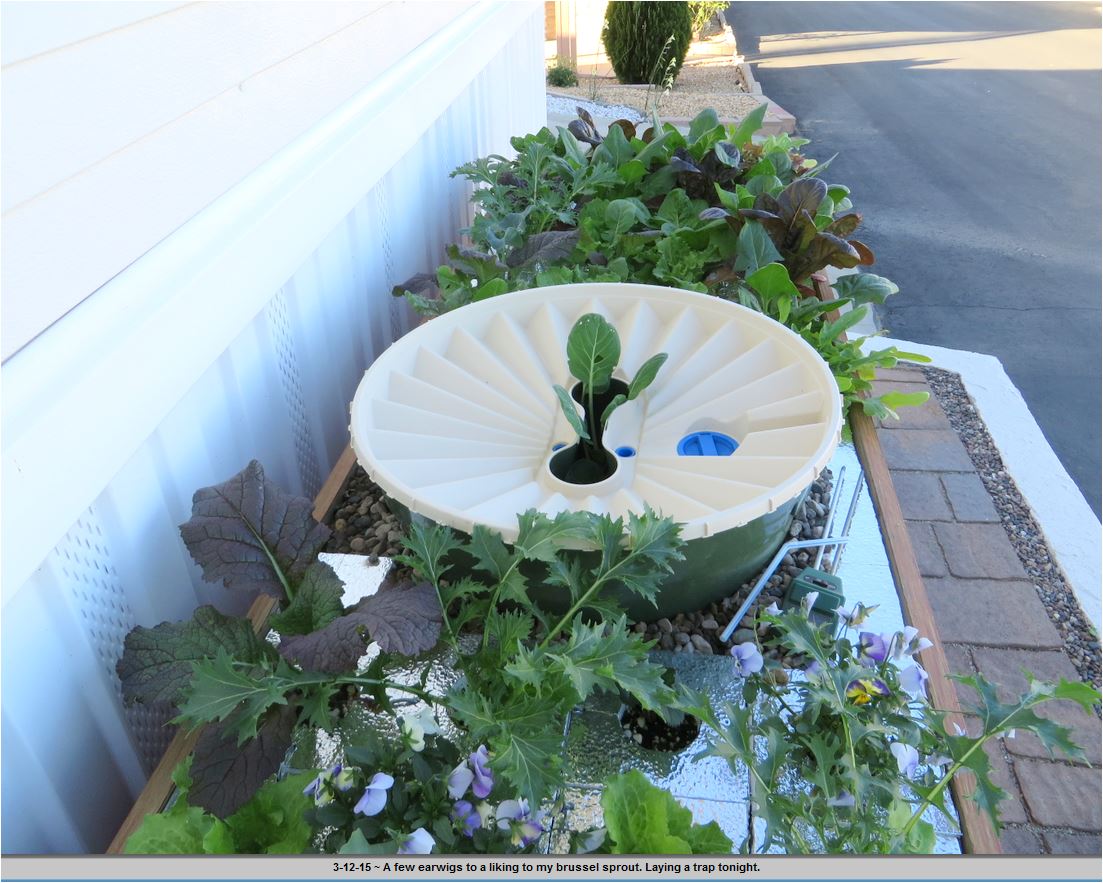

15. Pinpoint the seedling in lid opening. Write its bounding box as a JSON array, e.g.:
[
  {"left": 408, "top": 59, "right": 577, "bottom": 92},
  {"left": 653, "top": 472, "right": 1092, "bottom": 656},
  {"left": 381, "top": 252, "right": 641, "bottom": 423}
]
[{"left": 551, "top": 313, "right": 667, "bottom": 485}]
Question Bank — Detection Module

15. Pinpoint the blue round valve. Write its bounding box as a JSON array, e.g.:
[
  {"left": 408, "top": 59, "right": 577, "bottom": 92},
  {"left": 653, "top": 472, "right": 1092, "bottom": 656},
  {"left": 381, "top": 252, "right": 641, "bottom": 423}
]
[
  {"left": 615, "top": 446, "right": 636, "bottom": 458},
  {"left": 551, "top": 442, "right": 567, "bottom": 451},
  {"left": 677, "top": 431, "right": 738, "bottom": 456}
]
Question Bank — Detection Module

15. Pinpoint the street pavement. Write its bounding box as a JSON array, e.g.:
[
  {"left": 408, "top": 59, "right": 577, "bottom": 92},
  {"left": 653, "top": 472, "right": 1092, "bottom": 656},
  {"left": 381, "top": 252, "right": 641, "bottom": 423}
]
[{"left": 726, "top": 2, "right": 1102, "bottom": 515}]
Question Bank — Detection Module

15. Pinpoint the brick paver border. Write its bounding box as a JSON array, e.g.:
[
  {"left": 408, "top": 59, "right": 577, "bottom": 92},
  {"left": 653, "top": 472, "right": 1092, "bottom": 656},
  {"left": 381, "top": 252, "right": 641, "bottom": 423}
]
[{"left": 874, "top": 366, "right": 1101, "bottom": 855}]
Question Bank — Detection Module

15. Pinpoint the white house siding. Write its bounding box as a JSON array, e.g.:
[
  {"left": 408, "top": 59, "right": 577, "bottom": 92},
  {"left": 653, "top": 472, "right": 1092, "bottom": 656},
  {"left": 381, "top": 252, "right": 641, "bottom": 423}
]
[{"left": 0, "top": 1, "right": 544, "bottom": 853}]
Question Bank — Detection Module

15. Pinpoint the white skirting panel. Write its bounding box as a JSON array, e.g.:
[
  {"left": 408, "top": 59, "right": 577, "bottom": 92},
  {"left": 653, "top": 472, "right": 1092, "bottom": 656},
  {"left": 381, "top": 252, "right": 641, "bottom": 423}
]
[{"left": 0, "top": 2, "right": 545, "bottom": 854}]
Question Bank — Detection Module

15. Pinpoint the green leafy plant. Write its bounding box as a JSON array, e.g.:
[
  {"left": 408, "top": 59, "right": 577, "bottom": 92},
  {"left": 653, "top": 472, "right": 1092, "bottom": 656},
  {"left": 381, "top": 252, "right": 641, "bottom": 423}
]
[
  {"left": 392, "top": 107, "right": 926, "bottom": 424},
  {"left": 602, "top": 1, "right": 692, "bottom": 85},
  {"left": 124, "top": 759, "right": 316, "bottom": 854},
  {"left": 588, "top": 770, "right": 733, "bottom": 853},
  {"left": 551, "top": 314, "right": 667, "bottom": 484},
  {"left": 688, "top": 0, "right": 727, "bottom": 36},
  {"left": 692, "top": 601, "right": 1102, "bottom": 853},
  {"left": 547, "top": 58, "right": 579, "bottom": 88},
  {"left": 119, "top": 458, "right": 690, "bottom": 853},
  {"left": 395, "top": 506, "right": 685, "bottom": 807}
]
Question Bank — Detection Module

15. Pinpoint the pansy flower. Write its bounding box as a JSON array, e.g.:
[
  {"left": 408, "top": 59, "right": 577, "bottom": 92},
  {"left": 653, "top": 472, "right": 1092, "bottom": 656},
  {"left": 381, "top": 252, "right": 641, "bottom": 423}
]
[
  {"left": 899, "top": 663, "right": 929, "bottom": 698},
  {"left": 451, "top": 800, "right": 482, "bottom": 837},
  {"left": 469, "top": 745, "right": 494, "bottom": 799},
  {"left": 837, "top": 602, "right": 878, "bottom": 628},
  {"left": 400, "top": 707, "right": 440, "bottom": 753},
  {"left": 890, "top": 742, "right": 920, "bottom": 778},
  {"left": 730, "top": 642, "right": 764, "bottom": 677},
  {"left": 353, "top": 772, "right": 394, "bottom": 816},
  {"left": 447, "top": 744, "right": 494, "bottom": 800},
  {"left": 302, "top": 763, "right": 355, "bottom": 807},
  {"left": 846, "top": 677, "right": 890, "bottom": 705},
  {"left": 496, "top": 798, "right": 545, "bottom": 848},
  {"left": 858, "top": 631, "right": 889, "bottom": 665},
  {"left": 397, "top": 827, "right": 434, "bottom": 854},
  {"left": 896, "top": 626, "right": 933, "bottom": 660}
]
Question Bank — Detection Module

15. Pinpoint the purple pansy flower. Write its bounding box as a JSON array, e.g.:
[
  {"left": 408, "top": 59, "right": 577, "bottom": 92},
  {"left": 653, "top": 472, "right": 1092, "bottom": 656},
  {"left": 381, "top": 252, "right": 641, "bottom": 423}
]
[
  {"left": 858, "top": 631, "right": 889, "bottom": 664},
  {"left": 451, "top": 800, "right": 482, "bottom": 837},
  {"left": 846, "top": 677, "right": 890, "bottom": 705},
  {"left": 890, "top": 742, "right": 920, "bottom": 778},
  {"left": 302, "top": 763, "right": 355, "bottom": 807},
  {"left": 730, "top": 642, "right": 764, "bottom": 677},
  {"left": 826, "top": 790, "right": 855, "bottom": 808},
  {"left": 764, "top": 601, "right": 782, "bottom": 617},
  {"left": 353, "top": 772, "right": 394, "bottom": 816},
  {"left": 899, "top": 663, "right": 929, "bottom": 698},
  {"left": 397, "top": 827, "right": 434, "bottom": 854},
  {"left": 447, "top": 762, "right": 474, "bottom": 800},
  {"left": 804, "top": 659, "right": 823, "bottom": 678},
  {"left": 469, "top": 745, "right": 494, "bottom": 799},
  {"left": 496, "top": 798, "right": 545, "bottom": 848}
]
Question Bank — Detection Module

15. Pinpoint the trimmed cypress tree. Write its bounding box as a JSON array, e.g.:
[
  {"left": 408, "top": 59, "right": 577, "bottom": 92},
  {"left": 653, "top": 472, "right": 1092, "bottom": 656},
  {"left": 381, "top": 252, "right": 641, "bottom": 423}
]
[{"left": 602, "top": 1, "right": 693, "bottom": 85}]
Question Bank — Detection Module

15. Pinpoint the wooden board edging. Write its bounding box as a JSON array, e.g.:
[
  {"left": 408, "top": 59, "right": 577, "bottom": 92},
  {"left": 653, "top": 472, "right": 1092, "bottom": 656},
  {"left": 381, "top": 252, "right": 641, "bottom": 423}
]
[{"left": 813, "top": 275, "right": 1001, "bottom": 854}]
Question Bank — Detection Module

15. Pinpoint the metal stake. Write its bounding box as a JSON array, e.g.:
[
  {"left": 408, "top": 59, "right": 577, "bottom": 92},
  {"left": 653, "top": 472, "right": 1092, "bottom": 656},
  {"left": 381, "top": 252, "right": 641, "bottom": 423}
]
[{"left": 719, "top": 536, "right": 852, "bottom": 642}]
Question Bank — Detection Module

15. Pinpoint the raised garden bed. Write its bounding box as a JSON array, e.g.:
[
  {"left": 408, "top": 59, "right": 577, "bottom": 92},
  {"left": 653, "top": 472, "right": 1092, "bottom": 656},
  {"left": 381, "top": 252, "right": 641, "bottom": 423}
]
[
  {"left": 109, "top": 412, "right": 1010, "bottom": 855},
  {"left": 107, "top": 106, "right": 1100, "bottom": 857}
]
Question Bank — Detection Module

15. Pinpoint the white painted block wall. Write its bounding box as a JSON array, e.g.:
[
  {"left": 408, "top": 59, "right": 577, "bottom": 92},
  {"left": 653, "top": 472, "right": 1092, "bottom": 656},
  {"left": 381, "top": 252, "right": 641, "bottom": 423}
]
[{"left": 1, "top": 1, "right": 545, "bottom": 853}]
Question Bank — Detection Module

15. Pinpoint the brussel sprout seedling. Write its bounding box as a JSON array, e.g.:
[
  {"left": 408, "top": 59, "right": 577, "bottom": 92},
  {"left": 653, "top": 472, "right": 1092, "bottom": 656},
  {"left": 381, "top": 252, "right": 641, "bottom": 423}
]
[{"left": 552, "top": 313, "right": 667, "bottom": 483}]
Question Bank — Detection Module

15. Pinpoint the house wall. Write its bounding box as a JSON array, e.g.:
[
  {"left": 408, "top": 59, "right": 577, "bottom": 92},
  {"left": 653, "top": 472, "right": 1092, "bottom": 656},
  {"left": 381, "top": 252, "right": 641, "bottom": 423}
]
[
  {"left": 0, "top": 0, "right": 545, "bottom": 853},
  {"left": 554, "top": 0, "right": 612, "bottom": 75}
]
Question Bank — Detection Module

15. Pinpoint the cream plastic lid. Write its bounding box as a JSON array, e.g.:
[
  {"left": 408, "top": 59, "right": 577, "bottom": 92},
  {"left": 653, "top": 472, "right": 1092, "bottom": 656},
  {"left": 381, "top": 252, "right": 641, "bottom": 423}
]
[{"left": 350, "top": 283, "right": 842, "bottom": 542}]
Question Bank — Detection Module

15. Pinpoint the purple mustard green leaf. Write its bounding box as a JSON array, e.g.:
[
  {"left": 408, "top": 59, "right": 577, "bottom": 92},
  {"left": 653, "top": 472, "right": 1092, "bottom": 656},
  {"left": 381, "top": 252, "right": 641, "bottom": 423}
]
[
  {"left": 776, "top": 177, "right": 828, "bottom": 223},
  {"left": 179, "top": 460, "right": 330, "bottom": 600},
  {"left": 353, "top": 581, "right": 443, "bottom": 656},
  {"left": 188, "top": 704, "right": 298, "bottom": 818},
  {"left": 505, "top": 229, "right": 581, "bottom": 269},
  {"left": 116, "top": 605, "right": 274, "bottom": 707},
  {"left": 279, "top": 581, "right": 442, "bottom": 671}
]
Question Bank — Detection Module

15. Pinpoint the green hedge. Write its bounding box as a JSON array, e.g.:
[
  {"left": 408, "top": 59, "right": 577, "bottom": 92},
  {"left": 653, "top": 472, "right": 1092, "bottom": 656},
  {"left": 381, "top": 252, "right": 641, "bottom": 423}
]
[{"left": 602, "top": 1, "right": 692, "bottom": 85}]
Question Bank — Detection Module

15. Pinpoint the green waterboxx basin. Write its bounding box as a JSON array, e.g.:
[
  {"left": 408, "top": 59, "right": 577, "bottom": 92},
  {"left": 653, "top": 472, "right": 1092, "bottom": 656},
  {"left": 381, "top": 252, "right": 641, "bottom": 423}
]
[{"left": 350, "top": 283, "right": 842, "bottom": 619}]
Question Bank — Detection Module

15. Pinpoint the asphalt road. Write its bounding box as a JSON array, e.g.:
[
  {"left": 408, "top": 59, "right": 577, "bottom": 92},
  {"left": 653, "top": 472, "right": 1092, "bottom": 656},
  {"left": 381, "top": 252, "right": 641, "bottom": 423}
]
[{"left": 726, "top": 2, "right": 1102, "bottom": 515}]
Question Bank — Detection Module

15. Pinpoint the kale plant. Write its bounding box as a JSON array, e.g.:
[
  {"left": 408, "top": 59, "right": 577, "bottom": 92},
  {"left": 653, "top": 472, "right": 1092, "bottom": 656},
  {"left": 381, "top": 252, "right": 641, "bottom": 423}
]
[
  {"left": 392, "top": 106, "right": 927, "bottom": 425},
  {"left": 117, "top": 460, "right": 687, "bottom": 853},
  {"left": 692, "top": 599, "right": 1102, "bottom": 853},
  {"left": 551, "top": 313, "right": 667, "bottom": 484}
]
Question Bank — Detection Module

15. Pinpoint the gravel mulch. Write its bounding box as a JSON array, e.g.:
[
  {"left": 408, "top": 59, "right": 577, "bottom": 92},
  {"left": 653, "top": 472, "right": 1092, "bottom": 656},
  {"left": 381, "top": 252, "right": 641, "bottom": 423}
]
[
  {"left": 633, "top": 471, "right": 834, "bottom": 666},
  {"left": 324, "top": 467, "right": 404, "bottom": 560},
  {"left": 922, "top": 366, "right": 1102, "bottom": 689},
  {"left": 550, "top": 60, "right": 764, "bottom": 122}
]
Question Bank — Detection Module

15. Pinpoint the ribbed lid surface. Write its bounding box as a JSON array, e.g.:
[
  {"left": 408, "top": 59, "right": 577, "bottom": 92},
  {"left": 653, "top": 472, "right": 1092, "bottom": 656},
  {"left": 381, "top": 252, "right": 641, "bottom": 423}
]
[{"left": 350, "top": 283, "right": 841, "bottom": 541}]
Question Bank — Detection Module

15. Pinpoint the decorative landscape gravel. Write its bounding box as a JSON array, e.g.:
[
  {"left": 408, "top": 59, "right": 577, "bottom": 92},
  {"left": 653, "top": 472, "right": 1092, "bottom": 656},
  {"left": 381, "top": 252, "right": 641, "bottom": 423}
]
[
  {"left": 546, "top": 93, "right": 645, "bottom": 123},
  {"left": 548, "top": 38, "right": 764, "bottom": 122},
  {"left": 922, "top": 366, "right": 1102, "bottom": 688}
]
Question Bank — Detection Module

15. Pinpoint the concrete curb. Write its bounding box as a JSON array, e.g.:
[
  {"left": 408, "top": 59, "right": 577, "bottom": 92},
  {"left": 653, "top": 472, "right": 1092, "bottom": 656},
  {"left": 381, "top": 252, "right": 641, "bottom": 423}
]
[{"left": 864, "top": 337, "right": 1103, "bottom": 631}]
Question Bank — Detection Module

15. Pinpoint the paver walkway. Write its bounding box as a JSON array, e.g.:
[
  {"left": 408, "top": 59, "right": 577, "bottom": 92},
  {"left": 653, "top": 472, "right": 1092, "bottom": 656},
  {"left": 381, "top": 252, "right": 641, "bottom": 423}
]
[{"left": 873, "top": 366, "right": 1101, "bottom": 855}]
